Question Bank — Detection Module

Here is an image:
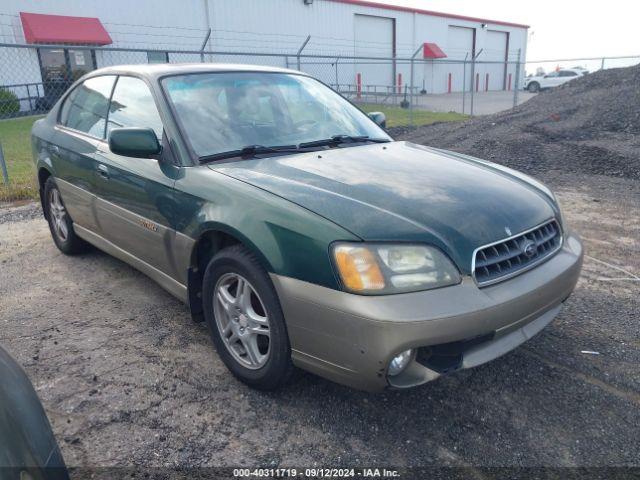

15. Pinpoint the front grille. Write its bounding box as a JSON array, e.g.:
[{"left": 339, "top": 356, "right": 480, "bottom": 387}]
[{"left": 473, "top": 219, "right": 562, "bottom": 286}]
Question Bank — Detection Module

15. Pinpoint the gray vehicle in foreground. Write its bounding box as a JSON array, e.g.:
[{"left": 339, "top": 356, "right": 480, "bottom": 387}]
[
  {"left": 0, "top": 346, "right": 69, "bottom": 480},
  {"left": 31, "top": 64, "right": 583, "bottom": 391}
]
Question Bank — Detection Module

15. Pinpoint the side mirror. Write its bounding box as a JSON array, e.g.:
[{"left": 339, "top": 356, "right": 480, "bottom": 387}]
[
  {"left": 108, "top": 127, "right": 161, "bottom": 158},
  {"left": 368, "top": 112, "right": 387, "bottom": 129}
]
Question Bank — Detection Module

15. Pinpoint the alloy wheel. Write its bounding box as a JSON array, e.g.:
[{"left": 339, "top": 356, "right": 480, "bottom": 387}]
[
  {"left": 213, "top": 273, "right": 271, "bottom": 369},
  {"left": 49, "top": 188, "right": 69, "bottom": 242}
]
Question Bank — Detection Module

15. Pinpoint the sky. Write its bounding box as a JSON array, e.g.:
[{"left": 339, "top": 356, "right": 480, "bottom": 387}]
[{"left": 362, "top": 0, "right": 640, "bottom": 62}]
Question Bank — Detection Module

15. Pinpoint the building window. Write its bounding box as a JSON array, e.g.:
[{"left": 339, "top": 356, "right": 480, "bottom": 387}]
[
  {"left": 147, "top": 51, "right": 169, "bottom": 64},
  {"left": 37, "top": 48, "right": 97, "bottom": 109}
]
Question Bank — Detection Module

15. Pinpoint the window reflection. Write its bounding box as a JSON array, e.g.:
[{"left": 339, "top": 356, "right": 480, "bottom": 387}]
[{"left": 61, "top": 75, "right": 115, "bottom": 138}]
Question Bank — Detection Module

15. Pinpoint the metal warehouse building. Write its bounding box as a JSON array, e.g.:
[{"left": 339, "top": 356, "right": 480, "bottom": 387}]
[{"left": 0, "top": 0, "right": 528, "bottom": 112}]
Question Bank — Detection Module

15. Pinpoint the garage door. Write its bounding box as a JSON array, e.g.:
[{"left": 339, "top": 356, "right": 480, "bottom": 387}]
[
  {"left": 485, "top": 30, "right": 508, "bottom": 90},
  {"left": 447, "top": 26, "right": 475, "bottom": 91},
  {"left": 447, "top": 26, "right": 475, "bottom": 59},
  {"left": 354, "top": 14, "right": 394, "bottom": 87}
]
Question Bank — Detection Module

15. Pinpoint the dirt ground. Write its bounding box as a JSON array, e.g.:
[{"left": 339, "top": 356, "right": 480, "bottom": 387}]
[{"left": 0, "top": 168, "right": 638, "bottom": 471}]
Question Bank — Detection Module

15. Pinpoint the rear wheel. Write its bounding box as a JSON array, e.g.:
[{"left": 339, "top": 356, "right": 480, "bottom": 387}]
[
  {"left": 202, "top": 245, "right": 294, "bottom": 390},
  {"left": 527, "top": 81, "right": 540, "bottom": 93},
  {"left": 44, "top": 177, "right": 88, "bottom": 255}
]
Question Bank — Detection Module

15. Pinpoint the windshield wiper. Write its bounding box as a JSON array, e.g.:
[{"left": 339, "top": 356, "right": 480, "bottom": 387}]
[
  {"left": 200, "top": 135, "right": 390, "bottom": 164},
  {"left": 200, "top": 144, "right": 300, "bottom": 163},
  {"left": 298, "top": 135, "right": 390, "bottom": 149}
]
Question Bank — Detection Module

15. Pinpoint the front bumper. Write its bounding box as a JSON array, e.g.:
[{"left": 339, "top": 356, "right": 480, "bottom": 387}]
[{"left": 271, "top": 232, "right": 583, "bottom": 392}]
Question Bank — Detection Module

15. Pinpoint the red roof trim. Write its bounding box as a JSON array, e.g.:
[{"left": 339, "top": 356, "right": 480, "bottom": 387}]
[
  {"left": 423, "top": 42, "right": 447, "bottom": 59},
  {"left": 328, "top": 0, "right": 529, "bottom": 29},
  {"left": 20, "top": 12, "right": 112, "bottom": 45}
]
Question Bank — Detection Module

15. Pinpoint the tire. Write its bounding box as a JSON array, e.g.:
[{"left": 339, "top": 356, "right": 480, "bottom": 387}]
[
  {"left": 44, "top": 177, "right": 89, "bottom": 255},
  {"left": 527, "top": 82, "right": 540, "bottom": 93},
  {"left": 202, "top": 244, "right": 294, "bottom": 390}
]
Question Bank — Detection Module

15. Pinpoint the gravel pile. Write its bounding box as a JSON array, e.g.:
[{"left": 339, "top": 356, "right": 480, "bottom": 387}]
[{"left": 397, "top": 64, "right": 640, "bottom": 180}]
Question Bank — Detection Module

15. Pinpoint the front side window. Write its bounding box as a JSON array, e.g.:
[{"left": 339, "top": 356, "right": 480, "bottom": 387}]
[
  {"left": 162, "top": 72, "right": 390, "bottom": 159},
  {"left": 107, "top": 76, "right": 164, "bottom": 140},
  {"left": 559, "top": 71, "right": 577, "bottom": 77},
  {"left": 60, "top": 75, "right": 116, "bottom": 138}
]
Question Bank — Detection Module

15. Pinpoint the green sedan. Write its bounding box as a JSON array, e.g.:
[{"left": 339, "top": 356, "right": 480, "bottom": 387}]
[{"left": 31, "top": 64, "right": 583, "bottom": 392}]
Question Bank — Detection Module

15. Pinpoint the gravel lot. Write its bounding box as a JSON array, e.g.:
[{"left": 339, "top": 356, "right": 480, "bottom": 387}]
[{"left": 0, "top": 169, "right": 638, "bottom": 471}]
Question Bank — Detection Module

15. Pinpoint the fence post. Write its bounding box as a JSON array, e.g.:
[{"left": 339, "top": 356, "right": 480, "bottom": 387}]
[
  {"left": 334, "top": 57, "right": 339, "bottom": 87},
  {"left": 199, "top": 28, "right": 211, "bottom": 63},
  {"left": 0, "top": 143, "right": 8, "bottom": 186},
  {"left": 513, "top": 48, "right": 521, "bottom": 109},
  {"left": 462, "top": 52, "right": 468, "bottom": 114},
  {"left": 601, "top": 57, "right": 606, "bottom": 70},
  {"left": 470, "top": 49, "right": 483, "bottom": 117},
  {"left": 296, "top": 35, "right": 311, "bottom": 71},
  {"left": 26, "top": 84, "right": 33, "bottom": 112},
  {"left": 409, "top": 44, "right": 423, "bottom": 126}
]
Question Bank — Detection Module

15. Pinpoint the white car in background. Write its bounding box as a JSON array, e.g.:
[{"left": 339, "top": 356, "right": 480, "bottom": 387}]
[{"left": 525, "top": 68, "right": 588, "bottom": 93}]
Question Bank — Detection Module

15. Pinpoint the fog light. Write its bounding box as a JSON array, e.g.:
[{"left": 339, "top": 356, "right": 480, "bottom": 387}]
[{"left": 388, "top": 349, "right": 413, "bottom": 376}]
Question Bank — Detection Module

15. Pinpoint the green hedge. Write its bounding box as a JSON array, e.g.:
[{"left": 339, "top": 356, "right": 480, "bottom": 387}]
[{"left": 0, "top": 88, "right": 20, "bottom": 116}]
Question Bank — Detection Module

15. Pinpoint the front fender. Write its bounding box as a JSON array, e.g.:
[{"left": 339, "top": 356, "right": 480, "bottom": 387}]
[{"left": 174, "top": 167, "right": 359, "bottom": 290}]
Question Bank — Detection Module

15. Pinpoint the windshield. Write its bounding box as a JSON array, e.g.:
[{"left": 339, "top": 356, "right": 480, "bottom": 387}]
[{"left": 162, "top": 72, "right": 391, "bottom": 159}]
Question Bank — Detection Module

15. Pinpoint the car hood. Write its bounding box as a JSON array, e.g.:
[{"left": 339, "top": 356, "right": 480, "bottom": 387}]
[{"left": 210, "top": 141, "right": 558, "bottom": 274}]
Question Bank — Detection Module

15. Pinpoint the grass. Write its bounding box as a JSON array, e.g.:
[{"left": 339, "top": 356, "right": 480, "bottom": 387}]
[
  {"left": 0, "top": 115, "right": 43, "bottom": 202},
  {"left": 0, "top": 106, "right": 466, "bottom": 202},
  {"left": 357, "top": 103, "right": 468, "bottom": 128}
]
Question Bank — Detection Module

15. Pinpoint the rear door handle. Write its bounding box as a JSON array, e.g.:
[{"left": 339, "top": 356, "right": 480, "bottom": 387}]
[{"left": 97, "top": 163, "right": 110, "bottom": 179}]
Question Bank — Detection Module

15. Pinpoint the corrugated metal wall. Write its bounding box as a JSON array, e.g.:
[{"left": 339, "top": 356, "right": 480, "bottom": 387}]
[{"left": 0, "top": 0, "right": 528, "bottom": 94}]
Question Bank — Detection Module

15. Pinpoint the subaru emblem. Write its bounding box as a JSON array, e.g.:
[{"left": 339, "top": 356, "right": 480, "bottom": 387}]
[{"left": 521, "top": 240, "right": 537, "bottom": 258}]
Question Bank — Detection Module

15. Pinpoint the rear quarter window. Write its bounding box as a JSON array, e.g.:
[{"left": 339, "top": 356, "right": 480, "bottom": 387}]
[{"left": 60, "top": 75, "right": 116, "bottom": 138}]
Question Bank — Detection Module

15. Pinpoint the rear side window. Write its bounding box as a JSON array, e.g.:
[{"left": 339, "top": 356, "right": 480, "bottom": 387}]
[
  {"left": 106, "top": 76, "right": 164, "bottom": 140},
  {"left": 60, "top": 75, "right": 116, "bottom": 138},
  {"left": 559, "top": 71, "right": 577, "bottom": 77}
]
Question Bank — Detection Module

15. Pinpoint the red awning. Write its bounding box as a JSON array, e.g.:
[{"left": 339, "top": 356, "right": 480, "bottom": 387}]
[
  {"left": 423, "top": 43, "right": 447, "bottom": 59},
  {"left": 20, "top": 12, "right": 112, "bottom": 45}
]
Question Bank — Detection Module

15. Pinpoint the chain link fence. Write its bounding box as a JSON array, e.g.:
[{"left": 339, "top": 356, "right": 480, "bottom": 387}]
[
  {"left": 0, "top": 40, "right": 639, "bottom": 200},
  {"left": 4, "top": 41, "right": 638, "bottom": 122},
  {"left": 0, "top": 42, "right": 531, "bottom": 122},
  {"left": 3, "top": 41, "right": 637, "bottom": 126}
]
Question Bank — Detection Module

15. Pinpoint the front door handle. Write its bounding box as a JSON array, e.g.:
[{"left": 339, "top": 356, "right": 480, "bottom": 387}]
[{"left": 97, "top": 164, "right": 110, "bottom": 179}]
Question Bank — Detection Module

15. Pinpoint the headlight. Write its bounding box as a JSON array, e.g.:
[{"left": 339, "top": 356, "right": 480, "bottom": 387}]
[
  {"left": 332, "top": 243, "right": 461, "bottom": 294},
  {"left": 552, "top": 193, "right": 565, "bottom": 229}
]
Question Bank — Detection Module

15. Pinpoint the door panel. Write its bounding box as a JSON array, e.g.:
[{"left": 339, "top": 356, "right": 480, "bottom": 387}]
[
  {"left": 50, "top": 130, "right": 101, "bottom": 231},
  {"left": 50, "top": 75, "right": 117, "bottom": 232},
  {"left": 94, "top": 148, "right": 179, "bottom": 277},
  {"left": 93, "top": 75, "right": 181, "bottom": 279}
]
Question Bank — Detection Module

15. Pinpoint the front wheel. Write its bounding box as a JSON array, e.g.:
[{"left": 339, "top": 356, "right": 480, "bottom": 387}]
[
  {"left": 527, "top": 82, "right": 540, "bottom": 93},
  {"left": 44, "top": 177, "right": 89, "bottom": 255},
  {"left": 202, "top": 245, "right": 294, "bottom": 390}
]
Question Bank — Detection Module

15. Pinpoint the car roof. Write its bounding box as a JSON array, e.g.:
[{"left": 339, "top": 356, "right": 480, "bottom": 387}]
[{"left": 86, "top": 63, "right": 306, "bottom": 80}]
